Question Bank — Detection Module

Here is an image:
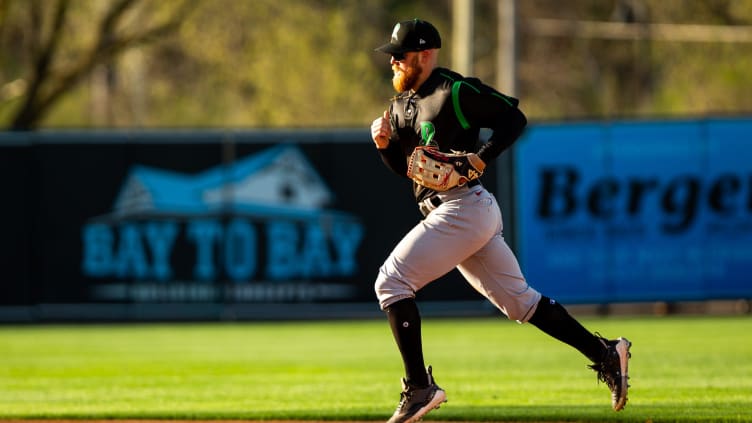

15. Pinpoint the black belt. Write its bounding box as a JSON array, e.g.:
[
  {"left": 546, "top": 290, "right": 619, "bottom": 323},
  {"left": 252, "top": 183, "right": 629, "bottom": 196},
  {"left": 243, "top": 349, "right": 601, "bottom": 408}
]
[{"left": 419, "top": 179, "right": 480, "bottom": 216}]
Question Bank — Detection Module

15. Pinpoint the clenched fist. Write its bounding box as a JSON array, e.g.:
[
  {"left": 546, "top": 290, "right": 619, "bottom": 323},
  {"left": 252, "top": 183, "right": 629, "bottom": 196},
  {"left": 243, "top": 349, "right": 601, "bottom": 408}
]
[{"left": 371, "top": 110, "right": 392, "bottom": 149}]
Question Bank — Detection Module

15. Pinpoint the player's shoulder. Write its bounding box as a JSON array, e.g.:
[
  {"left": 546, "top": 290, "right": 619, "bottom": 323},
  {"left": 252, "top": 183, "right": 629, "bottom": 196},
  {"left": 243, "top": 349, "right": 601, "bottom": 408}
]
[
  {"left": 433, "top": 68, "right": 464, "bottom": 87},
  {"left": 434, "top": 68, "right": 486, "bottom": 91}
]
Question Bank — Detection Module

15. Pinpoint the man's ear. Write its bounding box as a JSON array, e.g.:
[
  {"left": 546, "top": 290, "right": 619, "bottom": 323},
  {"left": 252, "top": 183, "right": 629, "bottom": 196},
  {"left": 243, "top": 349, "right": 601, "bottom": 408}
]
[{"left": 419, "top": 50, "right": 431, "bottom": 64}]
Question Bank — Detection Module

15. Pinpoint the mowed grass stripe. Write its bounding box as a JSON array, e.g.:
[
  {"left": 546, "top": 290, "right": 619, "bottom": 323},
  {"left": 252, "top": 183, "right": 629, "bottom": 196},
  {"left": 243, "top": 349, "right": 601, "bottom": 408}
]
[{"left": 0, "top": 315, "right": 750, "bottom": 422}]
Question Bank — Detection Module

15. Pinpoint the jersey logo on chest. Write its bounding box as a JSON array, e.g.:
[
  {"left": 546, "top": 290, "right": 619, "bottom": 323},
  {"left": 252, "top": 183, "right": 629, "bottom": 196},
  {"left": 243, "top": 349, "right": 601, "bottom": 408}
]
[{"left": 419, "top": 121, "right": 438, "bottom": 148}]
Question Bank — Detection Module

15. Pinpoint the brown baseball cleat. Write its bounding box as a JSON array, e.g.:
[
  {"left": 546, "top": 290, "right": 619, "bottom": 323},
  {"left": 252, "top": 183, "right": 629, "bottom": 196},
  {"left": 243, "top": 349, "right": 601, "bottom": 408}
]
[
  {"left": 387, "top": 366, "right": 447, "bottom": 423},
  {"left": 589, "top": 336, "right": 632, "bottom": 411}
]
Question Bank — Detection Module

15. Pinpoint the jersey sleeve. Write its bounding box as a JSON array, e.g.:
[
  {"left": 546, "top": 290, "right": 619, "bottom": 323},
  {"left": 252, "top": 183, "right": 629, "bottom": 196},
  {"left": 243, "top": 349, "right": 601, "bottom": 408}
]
[
  {"left": 377, "top": 104, "right": 410, "bottom": 177},
  {"left": 377, "top": 139, "right": 408, "bottom": 177},
  {"left": 451, "top": 78, "right": 527, "bottom": 164}
]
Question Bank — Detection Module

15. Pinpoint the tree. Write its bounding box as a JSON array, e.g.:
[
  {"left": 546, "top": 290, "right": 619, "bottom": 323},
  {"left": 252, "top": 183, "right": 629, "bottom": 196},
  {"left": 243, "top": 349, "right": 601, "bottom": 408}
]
[{"left": 4, "top": 0, "right": 195, "bottom": 130}]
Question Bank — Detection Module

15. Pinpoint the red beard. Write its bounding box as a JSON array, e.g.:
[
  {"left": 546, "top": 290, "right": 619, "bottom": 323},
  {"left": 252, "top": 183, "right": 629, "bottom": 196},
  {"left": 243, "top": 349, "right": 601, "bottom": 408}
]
[{"left": 392, "top": 55, "right": 422, "bottom": 93}]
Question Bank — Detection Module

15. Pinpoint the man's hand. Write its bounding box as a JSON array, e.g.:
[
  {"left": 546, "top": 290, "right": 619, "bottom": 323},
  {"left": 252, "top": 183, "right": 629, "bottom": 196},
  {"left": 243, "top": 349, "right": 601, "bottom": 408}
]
[{"left": 371, "top": 110, "right": 391, "bottom": 149}]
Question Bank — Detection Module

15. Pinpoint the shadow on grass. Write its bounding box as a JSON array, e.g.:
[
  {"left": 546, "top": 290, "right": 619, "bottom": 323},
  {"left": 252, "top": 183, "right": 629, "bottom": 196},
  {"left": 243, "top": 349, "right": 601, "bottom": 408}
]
[
  {"left": 10, "top": 403, "right": 750, "bottom": 423},
  {"left": 430, "top": 403, "right": 751, "bottom": 423},
  {"left": 271, "top": 402, "right": 752, "bottom": 423}
]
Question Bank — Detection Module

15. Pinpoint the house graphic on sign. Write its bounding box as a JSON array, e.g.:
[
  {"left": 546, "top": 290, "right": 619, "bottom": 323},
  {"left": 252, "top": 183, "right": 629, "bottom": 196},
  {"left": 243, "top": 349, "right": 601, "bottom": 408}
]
[{"left": 111, "top": 144, "right": 343, "bottom": 219}]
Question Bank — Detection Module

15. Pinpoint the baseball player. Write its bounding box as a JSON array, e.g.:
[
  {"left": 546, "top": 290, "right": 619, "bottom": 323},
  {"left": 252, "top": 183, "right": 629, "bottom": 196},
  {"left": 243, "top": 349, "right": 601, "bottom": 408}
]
[{"left": 370, "top": 19, "right": 632, "bottom": 423}]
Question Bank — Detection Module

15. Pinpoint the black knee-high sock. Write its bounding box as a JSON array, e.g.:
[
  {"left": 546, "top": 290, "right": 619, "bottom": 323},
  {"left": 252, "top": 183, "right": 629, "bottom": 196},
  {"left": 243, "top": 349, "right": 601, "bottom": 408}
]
[
  {"left": 528, "top": 296, "right": 607, "bottom": 363},
  {"left": 385, "top": 298, "right": 428, "bottom": 387}
]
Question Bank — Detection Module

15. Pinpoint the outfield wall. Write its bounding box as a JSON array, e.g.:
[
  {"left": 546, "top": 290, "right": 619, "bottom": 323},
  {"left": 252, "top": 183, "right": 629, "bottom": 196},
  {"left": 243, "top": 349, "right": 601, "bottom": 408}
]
[{"left": 1, "top": 118, "right": 750, "bottom": 322}]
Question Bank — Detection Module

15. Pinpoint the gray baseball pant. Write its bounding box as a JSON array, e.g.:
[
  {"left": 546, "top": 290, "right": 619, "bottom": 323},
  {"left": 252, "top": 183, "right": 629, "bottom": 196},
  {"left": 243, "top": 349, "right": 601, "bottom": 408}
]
[{"left": 375, "top": 184, "right": 541, "bottom": 322}]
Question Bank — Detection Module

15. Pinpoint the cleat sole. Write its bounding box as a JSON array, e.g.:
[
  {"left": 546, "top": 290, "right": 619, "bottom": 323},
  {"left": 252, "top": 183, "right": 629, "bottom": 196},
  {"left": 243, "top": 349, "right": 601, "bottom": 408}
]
[
  {"left": 404, "top": 389, "right": 446, "bottom": 423},
  {"left": 613, "top": 337, "right": 632, "bottom": 411}
]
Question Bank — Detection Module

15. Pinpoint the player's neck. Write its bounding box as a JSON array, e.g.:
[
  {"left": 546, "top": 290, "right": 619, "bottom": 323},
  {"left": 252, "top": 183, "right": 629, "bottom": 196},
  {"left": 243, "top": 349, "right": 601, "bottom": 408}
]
[{"left": 412, "top": 65, "right": 436, "bottom": 92}]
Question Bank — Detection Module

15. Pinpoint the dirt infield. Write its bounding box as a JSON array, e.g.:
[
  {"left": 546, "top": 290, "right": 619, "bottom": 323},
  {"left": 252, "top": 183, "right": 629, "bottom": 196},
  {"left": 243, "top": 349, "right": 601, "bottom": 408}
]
[
  {"left": 0, "top": 421, "right": 389, "bottom": 423},
  {"left": 0, "top": 421, "right": 424, "bottom": 423},
  {"left": 0, "top": 421, "right": 543, "bottom": 423},
  {"left": 0, "top": 421, "right": 476, "bottom": 423},
  {"left": 0, "top": 421, "right": 539, "bottom": 423}
]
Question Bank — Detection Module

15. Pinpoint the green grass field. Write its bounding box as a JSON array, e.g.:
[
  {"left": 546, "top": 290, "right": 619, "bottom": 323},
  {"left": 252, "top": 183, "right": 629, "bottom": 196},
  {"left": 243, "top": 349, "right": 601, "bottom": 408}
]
[{"left": 1, "top": 315, "right": 751, "bottom": 422}]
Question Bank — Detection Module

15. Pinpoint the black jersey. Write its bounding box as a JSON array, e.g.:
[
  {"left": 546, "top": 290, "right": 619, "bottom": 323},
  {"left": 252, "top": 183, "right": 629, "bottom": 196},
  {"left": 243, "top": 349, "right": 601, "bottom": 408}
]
[{"left": 378, "top": 67, "right": 527, "bottom": 202}]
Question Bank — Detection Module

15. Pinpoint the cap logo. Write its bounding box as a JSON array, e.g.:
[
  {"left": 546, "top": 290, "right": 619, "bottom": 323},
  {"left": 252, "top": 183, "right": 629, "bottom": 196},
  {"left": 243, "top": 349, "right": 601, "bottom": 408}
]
[
  {"left": 419, "top": 38, "right": 426, "bottom": 45},
  {"left": 391, "top": 23, "right": 401, "bottom": 42}
]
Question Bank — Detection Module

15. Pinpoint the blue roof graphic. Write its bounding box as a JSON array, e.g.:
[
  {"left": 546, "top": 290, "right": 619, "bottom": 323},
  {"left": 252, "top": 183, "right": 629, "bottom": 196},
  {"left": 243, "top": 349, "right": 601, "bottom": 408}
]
[{"left": 109, "top": 144, "right": 351, "bottom": 220}]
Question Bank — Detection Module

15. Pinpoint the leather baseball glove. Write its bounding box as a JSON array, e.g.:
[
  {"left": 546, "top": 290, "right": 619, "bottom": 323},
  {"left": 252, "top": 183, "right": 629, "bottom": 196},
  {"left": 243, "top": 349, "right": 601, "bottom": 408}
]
[{"left": 406, "top": 146, "right": 486, "bottom": 191}]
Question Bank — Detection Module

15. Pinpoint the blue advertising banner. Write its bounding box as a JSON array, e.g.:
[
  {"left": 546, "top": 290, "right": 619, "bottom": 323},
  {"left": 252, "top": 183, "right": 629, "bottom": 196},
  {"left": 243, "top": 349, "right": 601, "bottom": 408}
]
[{"left": 515, "top": 118, "right": 752, "bottom": 303}]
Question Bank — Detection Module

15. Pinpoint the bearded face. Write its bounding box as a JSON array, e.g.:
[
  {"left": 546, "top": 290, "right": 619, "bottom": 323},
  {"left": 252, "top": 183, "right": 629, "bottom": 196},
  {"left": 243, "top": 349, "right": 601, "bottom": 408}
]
[{"left": 392, "top": 53, "right": 422, "bottom": 93}]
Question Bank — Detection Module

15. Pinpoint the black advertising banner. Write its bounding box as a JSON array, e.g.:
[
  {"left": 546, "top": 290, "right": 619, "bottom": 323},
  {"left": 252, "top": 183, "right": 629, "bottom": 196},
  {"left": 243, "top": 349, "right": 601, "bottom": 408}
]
[
  {"left": 0, "top": 138, "right": 32, "bottom": 306},
  {"left": 0, "top": 131, "right": 491, "bottom": 321}
]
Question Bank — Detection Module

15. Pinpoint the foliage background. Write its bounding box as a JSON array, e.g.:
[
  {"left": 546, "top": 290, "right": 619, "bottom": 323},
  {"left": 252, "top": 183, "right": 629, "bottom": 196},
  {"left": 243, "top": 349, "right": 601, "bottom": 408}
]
[{"left": 1, "top": 0, "right": 752, "bottom": 129}]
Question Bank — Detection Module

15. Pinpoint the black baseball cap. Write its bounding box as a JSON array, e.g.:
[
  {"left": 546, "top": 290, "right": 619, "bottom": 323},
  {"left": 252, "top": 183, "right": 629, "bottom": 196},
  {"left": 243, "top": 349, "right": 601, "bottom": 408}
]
[{"left": 375, "top": 19, "right": 442, "bottom": 55}]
